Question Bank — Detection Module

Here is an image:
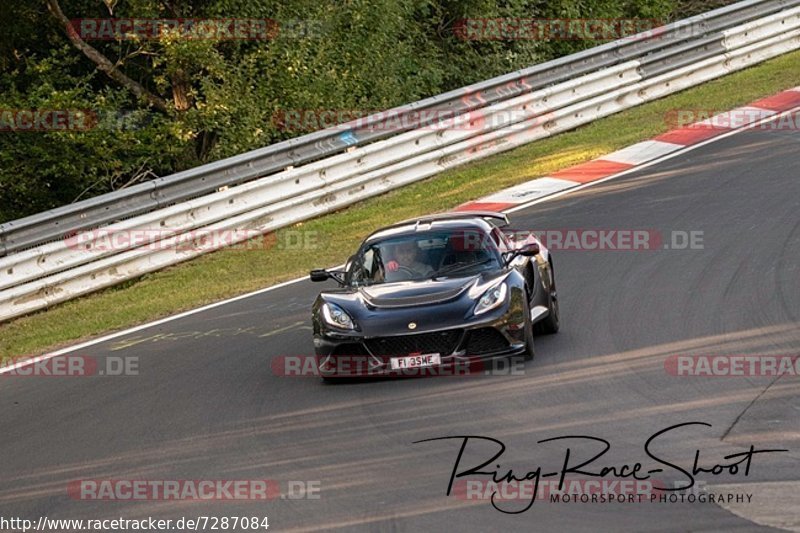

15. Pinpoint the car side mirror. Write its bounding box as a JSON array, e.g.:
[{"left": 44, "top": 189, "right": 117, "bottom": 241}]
[
  {"left": 311, "top": 268, "right": 347, "bottom": 285},
  {"left": 503, "top": 242, "right": 540, "bottom": 266},
  {"left": 310, "top": 269, "right": 330, "bottom": 282},
  {"left": 518, "top": 242, "right": 540, "bottom": 256}
]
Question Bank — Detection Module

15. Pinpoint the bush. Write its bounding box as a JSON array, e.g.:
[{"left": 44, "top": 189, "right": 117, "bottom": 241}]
[{"left": 1, "top": 0, "right": 697, "bottom": 223}]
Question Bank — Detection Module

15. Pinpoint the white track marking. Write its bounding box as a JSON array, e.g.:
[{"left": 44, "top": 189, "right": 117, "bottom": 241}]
[
  {"left": 600, "top": 140, "right": 684, "bottom": 165},
  {"left": 472, "top": 177, "right": 579, "bottom": 204},
  {"left": 507, "top": 101, "right": 800, "bottom": 214}
]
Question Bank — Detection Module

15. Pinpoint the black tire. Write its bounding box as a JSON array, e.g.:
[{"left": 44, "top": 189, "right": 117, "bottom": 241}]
[
  {"left": 523, "top": 295, "right": 536, "bottom": 361},
  {"left": 533, "top": 265, "right": 560, "bottom": 335}
]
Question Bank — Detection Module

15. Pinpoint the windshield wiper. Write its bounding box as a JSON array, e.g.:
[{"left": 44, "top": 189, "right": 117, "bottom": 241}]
[{"left": 432, "top": 258, "right": 495, "bottom": 278}]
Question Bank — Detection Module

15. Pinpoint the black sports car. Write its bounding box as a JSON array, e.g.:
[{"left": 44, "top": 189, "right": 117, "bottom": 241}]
[{"left": 309, "top": 211, "right": 559, "bottom": 379}]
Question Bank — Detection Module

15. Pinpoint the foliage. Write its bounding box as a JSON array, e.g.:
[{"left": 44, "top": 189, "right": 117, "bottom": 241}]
[{"left": 0, "top": 0, "right": 701, "bottom": 222}]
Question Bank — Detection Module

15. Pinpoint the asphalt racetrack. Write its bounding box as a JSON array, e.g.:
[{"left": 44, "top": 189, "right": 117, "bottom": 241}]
[{"left": 0, "top": 124, "right": 798, "bottom": 531}]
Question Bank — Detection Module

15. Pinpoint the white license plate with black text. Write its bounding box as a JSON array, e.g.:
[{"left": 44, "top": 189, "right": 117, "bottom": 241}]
[{"left": 390, "top": 353, "right": 441, "bottom": 370}]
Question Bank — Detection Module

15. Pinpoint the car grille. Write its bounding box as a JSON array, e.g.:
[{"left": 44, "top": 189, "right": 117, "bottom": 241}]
[
  {"left": 365, "top": 330, "right": 462, "bottom": 357},
  {"left": 465, "top": 328, "right": 509, "bottom": 355},
  {"left": 331, "top": 343, "right": 371, "bottom": 357}
]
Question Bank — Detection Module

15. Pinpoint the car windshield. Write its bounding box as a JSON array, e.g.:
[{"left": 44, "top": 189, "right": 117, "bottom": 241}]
[{"left": 347, "top": 229, "right": 502, "bottom": 286}]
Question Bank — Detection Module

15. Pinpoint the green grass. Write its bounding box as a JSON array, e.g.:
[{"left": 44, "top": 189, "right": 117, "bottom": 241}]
[{"left": 2, "top": 49, "right": 799, "bottom": 362}]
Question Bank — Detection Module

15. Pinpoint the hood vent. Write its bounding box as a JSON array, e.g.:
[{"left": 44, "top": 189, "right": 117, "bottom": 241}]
[{"left": 360, "top": 286, "right": 467, "bottom": 308}]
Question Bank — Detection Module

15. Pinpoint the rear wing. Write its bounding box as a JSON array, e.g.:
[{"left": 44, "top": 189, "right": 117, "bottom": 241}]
[{"left": 391, "top": 211, "right": 509, "bottom": 230}]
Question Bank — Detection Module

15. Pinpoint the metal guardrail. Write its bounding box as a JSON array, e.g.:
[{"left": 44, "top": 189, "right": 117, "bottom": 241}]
[
  {"left": 0, "top": 0, "right": 797, "bottom": 257},
  {"left": 0, "top": 0, "right": 799, "bottom": 321}
]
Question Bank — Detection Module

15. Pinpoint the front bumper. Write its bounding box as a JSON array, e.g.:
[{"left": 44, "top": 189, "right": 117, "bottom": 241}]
[{"left": 314, "top": 304, "right": 527, "bottom": 378}]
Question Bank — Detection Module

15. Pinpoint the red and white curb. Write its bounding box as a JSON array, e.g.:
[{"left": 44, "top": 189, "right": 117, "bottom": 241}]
[{"left": 457, "top": 87, "right": 800, "bottom": 212}]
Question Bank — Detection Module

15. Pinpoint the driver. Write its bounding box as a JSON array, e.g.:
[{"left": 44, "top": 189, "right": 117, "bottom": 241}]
[{"left": 385, "top": 240, "right": 433, "bottom": 279}]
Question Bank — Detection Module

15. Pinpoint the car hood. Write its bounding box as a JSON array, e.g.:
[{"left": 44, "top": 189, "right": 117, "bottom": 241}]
[
  {"left": 358, "top": 277, "right": 474, "bottom": 308},
  {"left": 321, "top": 270, "right": 509, "bottom": 310}
]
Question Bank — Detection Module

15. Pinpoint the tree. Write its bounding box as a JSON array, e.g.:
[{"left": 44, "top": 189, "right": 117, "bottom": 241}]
[{"left": 0, "top": 0, "right": 685, "bottom": 222}]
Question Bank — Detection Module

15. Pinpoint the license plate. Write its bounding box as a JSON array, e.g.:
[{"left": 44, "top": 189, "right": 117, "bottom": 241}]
[{"left": 390, "top": 353, "right": 441, "bottom": 370}]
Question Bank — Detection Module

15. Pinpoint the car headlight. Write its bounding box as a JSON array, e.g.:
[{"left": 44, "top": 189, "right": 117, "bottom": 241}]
[
  {"left": 474, "top": 282, "right": 508, "bottom": 315},
  {"left": 321, "top": 302, "right": 356, "bottom": 330}
]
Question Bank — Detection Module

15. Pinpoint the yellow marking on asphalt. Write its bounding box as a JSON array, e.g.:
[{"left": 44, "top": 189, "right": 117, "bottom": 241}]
[
  {"left": 110, "top": 322, "right": 308, "bottom": 350},
  {"left": 258, "top": 321, "right": 309, "bottom": 338},
  {"left": 110, "top": 333, "right": 175, "bottom": 351}
]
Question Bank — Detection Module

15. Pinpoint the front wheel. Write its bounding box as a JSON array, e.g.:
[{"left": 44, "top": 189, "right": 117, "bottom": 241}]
[
  {"left": 533, "top": 267, "right": 559, "bottom": 335},
  {"left": 523, "top": 295, "right": 536, "bottom": 361}
]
